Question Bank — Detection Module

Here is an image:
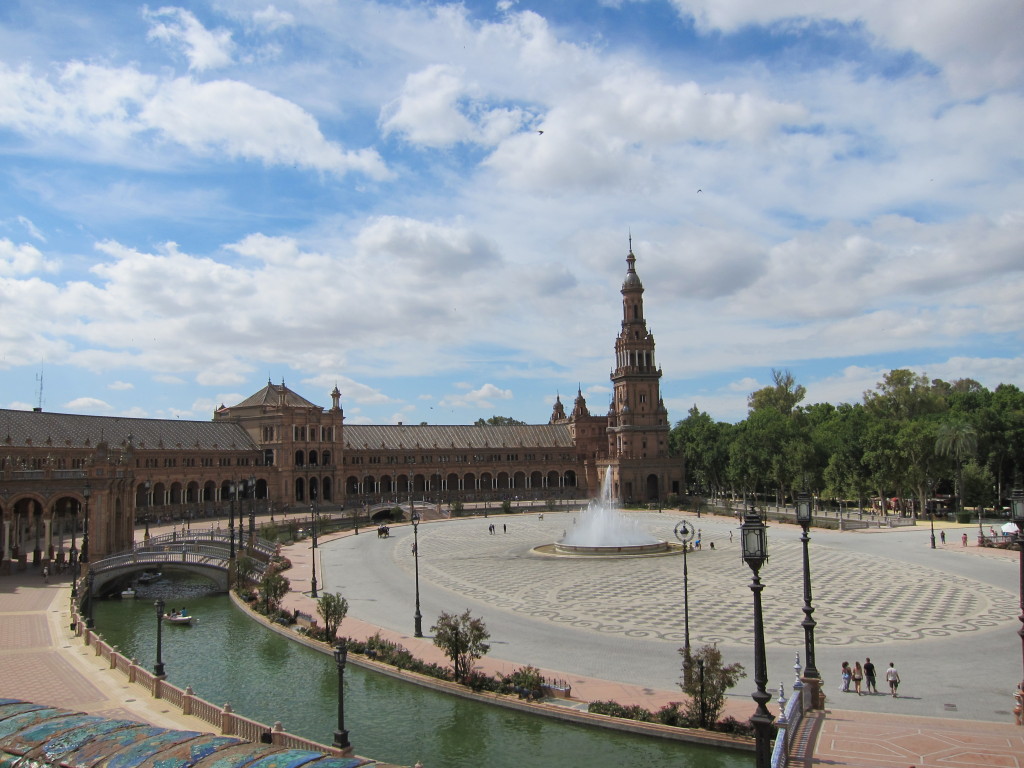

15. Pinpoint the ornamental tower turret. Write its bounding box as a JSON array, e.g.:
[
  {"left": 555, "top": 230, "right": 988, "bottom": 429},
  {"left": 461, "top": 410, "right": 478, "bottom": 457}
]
[{"left": 607, "top": 244, "right": 670, "bottom": 460}]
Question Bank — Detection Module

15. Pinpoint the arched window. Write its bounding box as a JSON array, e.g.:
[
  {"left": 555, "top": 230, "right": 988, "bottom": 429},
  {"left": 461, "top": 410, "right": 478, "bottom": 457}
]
[
  {"left": 295, "top": 450, "right": 305, "bottom": 467},
  {"left": 309, "top": 450, "right": 319, "bottom": 466},
  {"left": 295, "top": 477, "right": 305, "bottom": 502}
]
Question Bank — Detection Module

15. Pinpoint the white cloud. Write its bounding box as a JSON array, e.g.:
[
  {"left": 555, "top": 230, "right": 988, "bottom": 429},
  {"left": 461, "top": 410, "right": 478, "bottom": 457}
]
[
  {"left": 668, "top": 0, "right": 1024, "bottom": 96},
  {"left": 64, "top": 396, "right": 113, "bottom": 412},
  {"left": 16, "top": 216, "right": 45, "bottom": 242},
  {"left": 108, "top": 381, "right": 134, "bottom": 391},
  {"left": 0, "top": 239, "right": 57, "bottom": 275},
  {"left": 0, "top": 62, "right": 389, "bottom": 178},
  {"left": 144, "top": 6, "right": 235, "bottom": 72},
  {"left": 439, "top": 383, "right": 514, "bottom": 410},
  {"left": 252, "top": 5, "right": 295, "bottom": 31}
]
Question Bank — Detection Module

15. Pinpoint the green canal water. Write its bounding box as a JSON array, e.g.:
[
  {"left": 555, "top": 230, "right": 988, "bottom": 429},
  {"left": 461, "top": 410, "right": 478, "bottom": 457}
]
[{"left": 94, "top": 577, "right": 747, "bottom": 768}]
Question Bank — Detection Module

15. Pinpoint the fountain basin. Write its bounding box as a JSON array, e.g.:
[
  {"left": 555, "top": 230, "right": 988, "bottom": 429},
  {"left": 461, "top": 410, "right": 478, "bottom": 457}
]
[{"left": 533, "top": 541, "right": 683, "bottom": 558}]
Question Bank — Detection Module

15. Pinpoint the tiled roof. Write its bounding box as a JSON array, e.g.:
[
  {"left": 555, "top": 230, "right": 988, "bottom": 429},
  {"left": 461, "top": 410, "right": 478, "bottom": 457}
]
[
  {"left": 343, "top": 424, "right": 575, "bottom": 451},
  {"left": 231, "top": 382, "right": 320, "bottom": 409},
  {"left": 0, "top": 409, "right": 258, "bottom": 452},
  {"left": 0, "top": 700, "right": 369, "bottom": 768}
]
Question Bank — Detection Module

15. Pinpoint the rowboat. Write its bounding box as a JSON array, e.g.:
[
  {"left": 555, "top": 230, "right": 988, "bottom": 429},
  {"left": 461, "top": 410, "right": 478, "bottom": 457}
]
[
  {"left": 121, "top": 588, "right": 136, "bottom": 599},
  {"left": 163, "top": 611, "right": 194, "bottom": 625}
]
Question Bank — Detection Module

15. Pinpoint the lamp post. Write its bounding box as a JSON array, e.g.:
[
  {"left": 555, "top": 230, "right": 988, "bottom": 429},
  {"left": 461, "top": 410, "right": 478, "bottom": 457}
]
[
  {"left": 332, "top": 639, "right": 351, "bottom": 751},
  {"left": 154, "top": 599, "right": 166, "bottom": 678},
  {"left": 674, "top": 519, "right": 696, "bottom": 683},
  {"left": 249, "top": 475, "right": 256, "bottom": 544},
  {"left": 228, "top": 481, "right": 237, "bottom": 560},
  {"left": 740, "top": 508, "right": 774, "bottom": 768},
  {"left": 310, "top": 492, "right": 319, "bottom": 598},
  {"left": 411, "top": 505, "right": 423, "bottom": 638},
  {"left": 80, "top": 482, "right": 91, "bottom": 564},
  {"left": 929, "top": 500, "right": 936, "bottom": 549},
  {"left": 795, "top": 492, "right": 821, "bottom": 709},
  {"left": 85, "top": 570, "right": 95, "bottom": 629},
  {"left": 1011, "top": 488, "right": 1024, "bottom": 700}
]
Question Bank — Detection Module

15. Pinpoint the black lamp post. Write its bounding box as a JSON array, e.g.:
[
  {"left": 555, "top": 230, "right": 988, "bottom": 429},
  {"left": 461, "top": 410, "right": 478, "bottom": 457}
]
[
  {"left": 332, "top": 639, "right": 350, "bottom": 750},
  {"left": 154, "top": 599, "right": 166, "bottom": 678},
  {"left": 411, "top": 506, "right": 423, "bottom": 638},
  {"left": 740, "top": 508, "right": 774, "bottom": 768},
  {"left": 249, "top": 475, "right": 256, "bottom": 544},
  {"left": 795, "top": 492, "right": 821, "bottom": 708},
  {"left": 674, "top": 519, "right": 696, "bottom": 682},
  {"left": 80, "top": 482, "right": 91, "bottom": 564},
  {"left": 228, "top": 482, "right": 237, "bottom": 560},
  {"left": 1011, "top": 488, "right": 1024, "bottom": 699},
  {"left": 310, "top": 492, "right": 319, "bottom": 598},
  {"left": 85, "top": 570, "right": 95, "bottom": 629},
  {"left": 929, "top": 501, "right": 936, "bottom": 549}
]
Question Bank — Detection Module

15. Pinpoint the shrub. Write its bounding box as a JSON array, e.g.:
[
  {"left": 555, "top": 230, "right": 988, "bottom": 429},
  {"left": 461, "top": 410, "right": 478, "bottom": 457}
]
[{"left": 587, "top": 700, "right": 655, "bottom": 722}]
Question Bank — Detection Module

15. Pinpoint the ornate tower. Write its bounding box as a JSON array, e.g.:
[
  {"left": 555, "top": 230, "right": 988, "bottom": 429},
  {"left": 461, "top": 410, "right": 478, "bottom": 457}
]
[{"left": 604, "top": 244, "right": 678, "bottom": 502}]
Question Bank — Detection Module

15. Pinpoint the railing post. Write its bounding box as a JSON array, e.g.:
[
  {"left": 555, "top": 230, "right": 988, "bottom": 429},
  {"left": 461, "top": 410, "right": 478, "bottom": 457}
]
[
  {"left": 222, "top": 703, "right": 234, "bottom": 734},
  {"left": 182, "top": 685, "right": 194, "bottom": 716}
]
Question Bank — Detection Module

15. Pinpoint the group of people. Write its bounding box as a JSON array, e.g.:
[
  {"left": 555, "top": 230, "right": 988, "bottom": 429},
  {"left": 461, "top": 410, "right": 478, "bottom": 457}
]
[{"left": 841, "top": 658, "right": 901, "bottom": 697}]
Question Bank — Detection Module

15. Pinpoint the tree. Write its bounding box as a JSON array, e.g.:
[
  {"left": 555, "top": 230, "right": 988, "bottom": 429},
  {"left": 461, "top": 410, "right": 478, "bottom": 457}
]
[
  {"left": 258, "top": 572, "right": 290, "bottom": 615},
  {"left": 678, "top": 644, "right": 746, "bottom": 729},
  {"left": 234, "top": 555, "right": 257, "bottom": 592},
  {"left": 747, "top": 368, "right": 806, "bottom": 415},
  {"left": 316, "top": 591, "right": 349, "bottom": 642},
  {"left": 474, "top": 416, "right": 526, "bottom": 426},
  {"left": 935, "top": 417, "right": 978, "bottom": 516},
  {"left": 431, "top": 610, "right": 491, "bottom": 682}
]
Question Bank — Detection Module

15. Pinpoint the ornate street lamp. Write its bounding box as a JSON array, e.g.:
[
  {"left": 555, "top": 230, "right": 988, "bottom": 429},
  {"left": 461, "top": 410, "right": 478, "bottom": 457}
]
[
  {"left": 674, "top": 519, "right": 696, "bottom": 682},
  {"left": 248, "top": 475, "right": 256, "bottom": 544},
  {"left": 85, "top": 570, "right": 95, "bottom": 629},
  {"left": 332, "top": 639, "right": 351, "bottom": 751},
  {"left": 228, "top": 481, "right": 237, "bottom": 560},
  {"left": 80, "top": 482, "right": 91, "bottom": 564},
  {"left": 1011, "top": 488, "right": 1024, "bottom": 700},
  {"left": 795, "top": 492, "right": 821, "bottom": 708},
  {"left": 740, "top": 508, "right": 774, "bottom": 768},
  {"left": 154, "top": 599, "right": 166, "bottom": 678},
  {"left": 411, "top": 505, "right": 423, "bottom": 638},
  {"left": 310, "top": 491, "right": 319, "bottom": 598}
]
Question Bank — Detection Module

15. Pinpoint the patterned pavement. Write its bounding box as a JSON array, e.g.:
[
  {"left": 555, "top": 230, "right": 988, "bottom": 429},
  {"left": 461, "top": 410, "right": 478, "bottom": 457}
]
[{"left": 386, "top": 512, "right": 1018, "bottom": 648}]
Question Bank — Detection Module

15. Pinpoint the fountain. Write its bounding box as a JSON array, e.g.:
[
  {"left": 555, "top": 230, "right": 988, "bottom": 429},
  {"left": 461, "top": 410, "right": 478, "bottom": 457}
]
[{"left": 541, "top": 472, "right": 676, "bottom": 557}]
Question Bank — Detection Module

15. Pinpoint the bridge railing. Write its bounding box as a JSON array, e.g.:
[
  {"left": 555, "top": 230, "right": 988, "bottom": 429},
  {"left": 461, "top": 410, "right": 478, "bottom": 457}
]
[
  {"left": 142, "top": 531, "right": 276, "bottom": 560},
  {"left": 70, "top": 620, "right": 356, "bottom": 758}
]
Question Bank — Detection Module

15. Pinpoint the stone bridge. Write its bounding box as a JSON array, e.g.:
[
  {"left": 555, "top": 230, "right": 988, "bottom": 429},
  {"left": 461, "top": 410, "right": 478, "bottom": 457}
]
[{"left": 83, "top": 531, "right": 275, "bottom": 596}]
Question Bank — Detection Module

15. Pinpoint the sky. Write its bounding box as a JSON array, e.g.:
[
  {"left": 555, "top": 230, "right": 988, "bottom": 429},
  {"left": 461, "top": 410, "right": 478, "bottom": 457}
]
[{"left": 1, "top": 0, "right": 1022, "bottom": 427}]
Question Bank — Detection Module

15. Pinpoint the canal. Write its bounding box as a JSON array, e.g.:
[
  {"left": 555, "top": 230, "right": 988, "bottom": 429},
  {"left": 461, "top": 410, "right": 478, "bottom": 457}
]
[{"left": 94, "top": 576, "right": 747, "bottom": 768}]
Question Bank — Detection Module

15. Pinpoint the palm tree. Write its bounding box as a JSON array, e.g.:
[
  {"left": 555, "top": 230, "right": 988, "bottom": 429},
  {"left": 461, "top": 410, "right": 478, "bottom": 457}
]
[{"left": 935, "top": 418, "right": 978, "bottom": 517}]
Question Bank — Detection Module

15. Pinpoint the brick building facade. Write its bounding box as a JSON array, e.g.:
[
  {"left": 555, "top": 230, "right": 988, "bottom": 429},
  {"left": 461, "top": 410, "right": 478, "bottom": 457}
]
[{"left": 0, "top": 248, "right": 683, "bottom": 569}]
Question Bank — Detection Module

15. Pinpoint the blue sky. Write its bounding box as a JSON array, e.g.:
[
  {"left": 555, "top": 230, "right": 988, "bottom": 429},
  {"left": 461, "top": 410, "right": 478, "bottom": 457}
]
[{"left": 1, "top": 0, "right": 1022, "bottom": 425}]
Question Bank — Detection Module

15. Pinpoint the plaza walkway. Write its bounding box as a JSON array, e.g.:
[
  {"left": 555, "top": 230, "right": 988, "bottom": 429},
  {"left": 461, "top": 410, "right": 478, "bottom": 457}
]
[{"left": 2, "top": 510, "right": 1022, "bottom": 768}]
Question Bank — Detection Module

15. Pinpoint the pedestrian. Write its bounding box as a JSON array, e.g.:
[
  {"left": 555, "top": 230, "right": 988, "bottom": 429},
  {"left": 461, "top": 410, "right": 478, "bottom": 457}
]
[
  {"left": 940, "top": 529, "right": 946, "bottom": 544},
  {"left": 503, "top": 524, "right": 507, "bottom": 533},
  {"left": 961, "top": 532, "right": 968, "bottom": 547},
  {"left": 852, "top": 661, "right": 864, "bottom": 695},
  {"left": 42, "top": 565, "right": 48, "bottom": 583},
  {"left": 840, "top": 661, "right": 851, "bottom": 692},
  {"left": 1014, "top": 682, "right": 1023, "bottom": 726},
  {"left": 885, "top": 662, "right": 901, "bottom": 697},
  {"left": 863, "top": 657, "right": 877, "bottom": 693},
  {"left": 729, "top": 531, "right": 733, "bottom": 543}
]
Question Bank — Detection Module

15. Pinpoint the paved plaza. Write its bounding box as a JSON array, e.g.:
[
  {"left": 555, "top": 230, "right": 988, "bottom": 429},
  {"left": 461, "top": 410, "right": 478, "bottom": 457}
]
[
  {"left": 3, "top": 508, "right": 1023, "bottom": 768},
  {"left": 319, "top": 508, "right": 1024, "bottom": 723}
]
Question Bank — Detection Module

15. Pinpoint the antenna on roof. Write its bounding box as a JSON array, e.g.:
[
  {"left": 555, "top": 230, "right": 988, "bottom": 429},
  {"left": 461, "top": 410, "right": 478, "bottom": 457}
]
[{"left": 34, "top": 362, "right": 44, "bottom": 412}]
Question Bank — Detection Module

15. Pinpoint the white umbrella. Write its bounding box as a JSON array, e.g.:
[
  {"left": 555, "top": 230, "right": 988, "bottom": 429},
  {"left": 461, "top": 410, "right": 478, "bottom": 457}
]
[{"left": 1001, "top": 521, "right": 1019, "bottom": 534}]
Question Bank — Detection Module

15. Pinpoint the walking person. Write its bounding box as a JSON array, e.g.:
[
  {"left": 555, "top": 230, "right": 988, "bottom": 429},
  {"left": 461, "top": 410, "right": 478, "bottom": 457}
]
[
  {"left": 852, "top": 661, "right": 864, "bottom": 695},
  {"left": 885, "top": 662, "right": 901, "bottom": 697},
  {"left": 940, "top": 529, "right": 946, "bottom": 544},
  {"left": 863, "top": 657, "right": 878, "bottom": 693},
  {"left": 962, "top": 532, "right": 968, "bottom": 546},
  {"left": 841, "top": 661, "right": 851, "bottom": 692}
]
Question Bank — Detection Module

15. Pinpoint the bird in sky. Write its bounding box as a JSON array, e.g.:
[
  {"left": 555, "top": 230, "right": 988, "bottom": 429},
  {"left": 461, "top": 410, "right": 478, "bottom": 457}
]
[{"left": 537, "top": 130, "right": 544, "bottom": 135}]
